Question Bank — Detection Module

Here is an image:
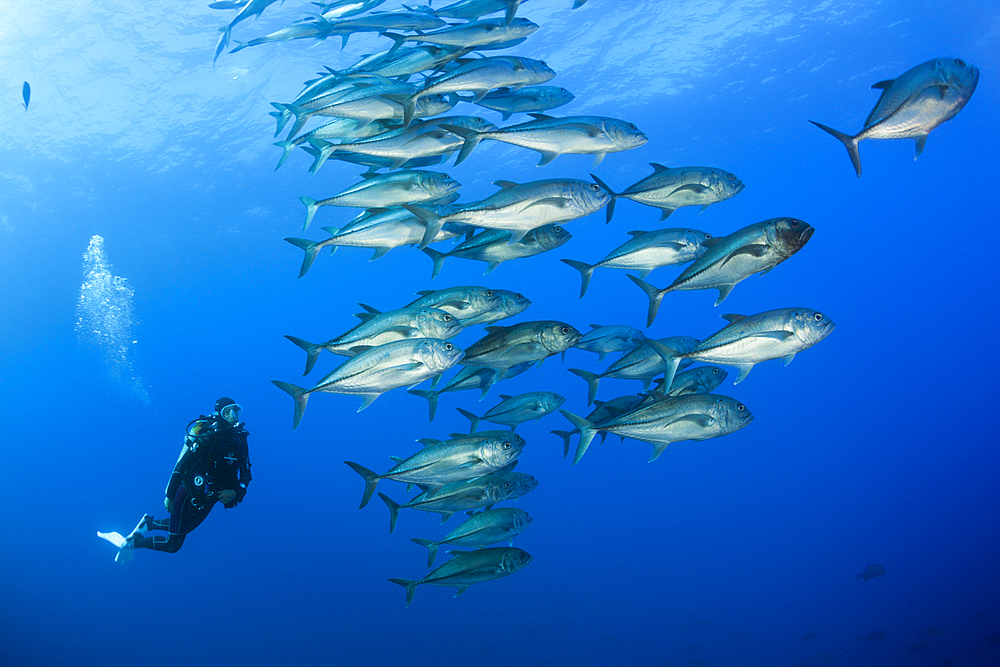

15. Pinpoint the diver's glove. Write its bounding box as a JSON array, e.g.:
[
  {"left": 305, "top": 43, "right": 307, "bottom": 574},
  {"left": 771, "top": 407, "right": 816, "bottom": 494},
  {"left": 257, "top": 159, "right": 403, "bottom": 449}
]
[
  {"left": 217, "top": 489, "right": 237, "bottom": 505},
  {"left": 164, "top": 497, "right": 174, "bottom": 513}
]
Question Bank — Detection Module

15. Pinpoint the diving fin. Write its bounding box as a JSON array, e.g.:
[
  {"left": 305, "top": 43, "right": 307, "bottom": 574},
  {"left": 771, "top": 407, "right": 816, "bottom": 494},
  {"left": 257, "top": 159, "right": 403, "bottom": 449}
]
[{"left": 97, "top": 513, "right": 149, "bottom": 564}]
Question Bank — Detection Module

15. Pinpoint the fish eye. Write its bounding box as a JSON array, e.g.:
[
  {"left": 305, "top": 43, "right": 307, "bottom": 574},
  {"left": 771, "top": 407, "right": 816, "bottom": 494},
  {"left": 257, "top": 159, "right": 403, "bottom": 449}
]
[
  {"left": 443, "top": 314, "right": 452, "bottom": 321},
  {"left": 504, "top": 482, "right": 512, "bottom": 489},
  {"left": 475, "top": 117, "right": 485, "bottom": 123},
  {"left": 814, "top": 313, "right": 823, "bottom": 321},
  {"left": 956, "top": 59, "right": 966, "bottom": 67},
  {"left": 790, "top": 220, "right": 799, "bottom": 228},
  {"left": 561, "top": 327, "right": 570, "bottom": 334},
  {"left": 540, "top": 60, "right": 547, "bottom": 66},
  {"left": 554, "top": 226, "right": 562, "bottom": 232},
  {"left": 628, "top": 123, "right": 636, "bottom": 129},
  {"left": 712, "top": 368, "right": 720, "bottom": 375},
  {"left": 737, "top": 403, "right": 746, "bottom": 412},
  {"left": 727, "top": 173, "right": 735, "bottom": 181},
  {"left": 503, "top": 441, "right": 511, "bottom": 449},
  {"left": 485, "top": 290, "right": 494, "bottom": 296},
  {"left": 515, "top": 293, "right": 523, "bottom": 298},
  {"left": 704, "top": 233, "right": 712, "bottom": 239},
  {"left": 590, "top": 183, "right": 600, "bottom": 191},
  {"left": 441, "top": 173, "right": 449, "bottom": 179},
  {"left": 445, "top": 343, "right": 454, "bottom": 350}
]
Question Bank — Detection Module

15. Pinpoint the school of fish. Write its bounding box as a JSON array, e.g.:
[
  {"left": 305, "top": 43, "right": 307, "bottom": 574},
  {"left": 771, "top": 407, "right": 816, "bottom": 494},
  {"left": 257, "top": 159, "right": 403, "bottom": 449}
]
[{"left": 208, "top": 0, "right": 978, "bottom": 606}]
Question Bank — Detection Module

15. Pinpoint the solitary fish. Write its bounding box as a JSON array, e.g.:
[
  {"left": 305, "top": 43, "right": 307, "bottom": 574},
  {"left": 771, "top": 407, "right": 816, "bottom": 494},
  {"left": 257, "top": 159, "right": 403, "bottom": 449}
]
[
  {"left": 22, "top": 81, "right": 30, "bottom": 110},
  {"left": 857, "top": 563, "right": 886, "bottom": 582},
  {"left": 630, "top": 218, "right": 814, "bottom": 323},
  {"left": 591, "top": 164, "right": 744, "bottom": 223},
  {"left": 388, "top": 546, "right": 532, "bottom": 606},
  {"left": 411, "top": 507, "right": 532, "bottom": 567},
  {"left": 810, "top": 57, "right": 979, "bottom": 177},
  {"left": 653, "top": 307, "right": 835, "bottom": 389}
]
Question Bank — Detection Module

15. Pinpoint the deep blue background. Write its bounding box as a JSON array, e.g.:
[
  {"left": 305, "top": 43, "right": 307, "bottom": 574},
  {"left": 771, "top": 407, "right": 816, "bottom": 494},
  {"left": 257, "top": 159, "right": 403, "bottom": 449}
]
[{"left": 1, "top": 1, "right": 998, "bottom": 665}]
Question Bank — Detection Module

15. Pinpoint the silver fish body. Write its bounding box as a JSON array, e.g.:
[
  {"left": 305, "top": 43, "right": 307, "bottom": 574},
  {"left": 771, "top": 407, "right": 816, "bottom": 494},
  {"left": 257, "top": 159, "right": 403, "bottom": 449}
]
[
  {"left": 458, "top": 391, "right": 565, "bottom": 432},
  {"left": 412, "top": 507, "right": 532, "bottom": 567},
  {"left": 423, "top": 224, "right": 571, "bottom": 278},
  {"left": 344, "top": 431, "right": 524, "bottom": 507},
  {"left": 462, "top": 320, "right": 581, "bottom": 373},
  {"left": 386, "top": 16, "right": 539, "bottom": 51},
  {"left": 562, "top": 227, "right": 711, "bottom": 298},
  {"left": 811, "top": 57, "right": 979, "bottom": 176},
  {"left": 474, "top": 85, "right": 575, "bottom": 120},
  {"left": 658, "top": 365, "right": 729, "bottom": 397},
  {"left": 573, "top": 324, "right": 647, "bottom": 361},
  {"left": 377, "top": 471, "right": 524, "bottom": 533},
  {"left": 654, "top": 307, "right": 836, "bottom": 388},
  {"left": 450, "top": 113, "right": 648, "bottom": 167},
  {"left": 550, "top": 392, "right": 647, "bottom": 456},
  {"left": 300, "top": 170, "right": 461, "bottom": 231},
  {"left": 569, "top": 336, "right": 699, "bottom": 406},
  {"left": 407, "top": 285, "right": 505, "bottom": 321},
  {"left": 630, "top": 218, "right": 815, "bottom": 324},
  {"left": 388, "top": 546, "right": 532, "bottom": 606},
  {"left": 408, "top": 362, "right": 532, "bottom": 421},
  {"left": 272, "top": 338, "right": 464, "bottom": 426},
  {"left": 561, "top": 393, "right": 754, "bottom": 464},
  {"left": 591, "top": 164, "right": 744, "bottom": 223}
]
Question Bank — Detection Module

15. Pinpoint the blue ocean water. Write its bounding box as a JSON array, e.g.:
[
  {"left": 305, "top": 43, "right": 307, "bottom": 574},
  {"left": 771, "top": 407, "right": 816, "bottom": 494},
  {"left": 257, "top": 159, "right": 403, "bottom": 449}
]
[{"left": 1, "top": 1, "right": 998, "bottom": 665}]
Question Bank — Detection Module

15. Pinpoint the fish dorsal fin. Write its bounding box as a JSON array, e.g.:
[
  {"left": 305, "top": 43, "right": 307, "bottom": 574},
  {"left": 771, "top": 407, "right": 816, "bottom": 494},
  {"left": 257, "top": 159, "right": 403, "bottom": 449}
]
[
  {"left": 913, "top": 133, "right": 928, "bottom": 159},
  {"left": 484, "top": 325, "right": 508, "bottom": 335},
  {"left": 493, "top": 180, "right": 519, "bottom": 190},
  {"left": 701, "top": 237, "right": 725, "bottom": 248},
  {"left": 358, "top": 303, "right": 382, "bottom": 314},
  {"left": 649, "top": 162, "right": 671, "bottom": 172},
  {"left": 448, "top": 432, "right": 466, "bottom": 439},
  {"left": 389, "top": 455, "right": 404, "bottom": 463},
  {"left": 870, "top": 79, "right": 895, "bottom": 90},
  {"left": 721, "top": 313, "right": 747, "bottom": 324},
  {"left": 499, "top": 394, "right": 513, "bottom": 400},
  {"left": 354, "top": 312, "right": 379, "bottom": 322},
  {"left": 528, "top": 113, "right": 553, "bottom": 121},
  {"left": 417, "top": 438, "right": 441, "bottom": 447},
  {"left": 626, "top": 230, "right": 647, "bottom": 238},
  {"left": 588, "top": 323, "right": 605, "bottom": 330}
]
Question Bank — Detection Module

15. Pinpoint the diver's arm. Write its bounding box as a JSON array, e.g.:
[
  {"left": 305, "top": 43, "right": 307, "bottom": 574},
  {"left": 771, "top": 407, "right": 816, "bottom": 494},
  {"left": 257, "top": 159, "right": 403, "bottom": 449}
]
[{"left": 227, "top": 429, "right": 252, "bottom": 508}]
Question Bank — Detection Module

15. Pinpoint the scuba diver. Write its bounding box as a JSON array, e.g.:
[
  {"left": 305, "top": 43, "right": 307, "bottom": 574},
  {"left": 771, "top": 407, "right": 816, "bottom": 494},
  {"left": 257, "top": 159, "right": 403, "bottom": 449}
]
[{"left": 98, "top": 397, "right": 252, "bottom": 562}]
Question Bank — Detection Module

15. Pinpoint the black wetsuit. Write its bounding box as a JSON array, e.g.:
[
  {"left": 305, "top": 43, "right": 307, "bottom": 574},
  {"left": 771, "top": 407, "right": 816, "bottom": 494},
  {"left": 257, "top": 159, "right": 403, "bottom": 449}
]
[{"left": 135, "top": 416, "right": 251, "bottom": 553}]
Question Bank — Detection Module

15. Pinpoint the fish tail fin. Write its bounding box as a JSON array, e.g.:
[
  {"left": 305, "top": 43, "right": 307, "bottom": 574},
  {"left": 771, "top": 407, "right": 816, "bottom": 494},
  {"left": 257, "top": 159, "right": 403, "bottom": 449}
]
[
  {"left": 407, "top": 389, "right": 439, "bottom": 422},
  {"left": 378, "top": 492, "right": 402, "bottom": 534},
  {"left": 387, "top": 578, "right": 418, "bottom": 606},
  {"left": 299, "top": 196, "right": 320, "bottom": 232},
  {"left": 420, "top": 247, "right": 447, "bottom": 280},
  {"left": 456, "top": 407, "right": 480, "bottom": 433},
  {"left": 283, "top": 237, "right": 322, "bottom": 279},
  {"left": 559, "top": 410, "right": 597, "bottom": 465},
  {"left": 410, "top": 538, "right": 440, "bottom": 567},
  {"left": 809, "top": 120, "right": 862, "bottom": 177},
  {"left": 273, "top": 139, "right": 296, "bottom": 171},
  {"left": 560, "top": 259, "right": 595, "bottom": 298},
  {"left": 305, "top": 138, "right": 336, "bottom": 173},
  {"left": 550, "top": 429, "right": 574, "bottom": 458},
  {"left": 443, "top": 124, "right": 482, "bottom": 166},
  {"left": 589, "top": 173, "right": 619, "bottom": 223},
  {"left": 568, "top": 368, "right": 601, "bottom": 407},
  {"left": 343, "top": 461, "right": 380, "bottom": 509},
  {"left": 270, "top": 380, "right": 309, "bottom": 429},
  {"left": 627, "top": 274, "right": 669, "bottom": 327},
  {"left": 646, "top": 339, "right": 681, "bottom": 396},
  {"left": 283, "top": 334, "right": 322, "bottom": 376},
  {"left": 270, "top": 103, "right": 292, "bottom": 138}
]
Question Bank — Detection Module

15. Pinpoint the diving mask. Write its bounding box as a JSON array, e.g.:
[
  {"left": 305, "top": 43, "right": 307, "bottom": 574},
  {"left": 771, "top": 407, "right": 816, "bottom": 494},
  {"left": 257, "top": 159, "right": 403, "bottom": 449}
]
[{"left": 219, "top": 403, "right": 242, "bottom": 425}]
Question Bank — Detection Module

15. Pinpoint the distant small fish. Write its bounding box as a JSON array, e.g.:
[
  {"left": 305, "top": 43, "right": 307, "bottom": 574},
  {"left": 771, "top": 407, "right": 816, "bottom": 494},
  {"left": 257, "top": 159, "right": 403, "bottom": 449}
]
[
  {"left": 857, "top": 563, "right": 886, "bottom": 582},
  {"left": 810, "top": 57, "right": 979, "bottom": 177},
  {"left": 388, "top": 546, "right": 532, "bottom": 606},
  {"left": 22, "top": 81, "right": 30, "bottom": 110}
]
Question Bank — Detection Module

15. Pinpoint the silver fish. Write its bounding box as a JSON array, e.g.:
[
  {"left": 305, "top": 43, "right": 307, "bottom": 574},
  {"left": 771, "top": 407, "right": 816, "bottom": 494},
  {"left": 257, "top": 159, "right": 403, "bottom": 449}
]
[
  {"left": 630, "top": 218, "right": 815, "bottom": 324},
  {"left": 857, "top": 564, "right": 886, "bottom": 582},
  {"left": 402, "top": 56, "right": 555, "bottom": 127},
  {"left": 591, "top": 164, "right": 745, "bottom": 223},
  {"left": 562, "top": 228, "right": 711, "bottom": 298},
  {"left": 411, "top": 507, "right": 532, "bottom": 567},
  {"left": 653, "top": 307, "right": 836, "bottom": 388},
  {"left": 572, "top": 324, "right": 647, "bottom": 361},
  {"left": 299, "top": 170, "right": 461, "bottom": 231},
  {"left": 654, "top": 365, "right": 728, "bottom": 397},
  {"left": 322, "top": 10, "right": 449, "bottom": 49},
  {"left": 473, "top": 85, "right": 575, "bottom": 120},
  {"left": 284, "top": 304, "right": 464, "bottom": 374},
  {"left": 388, "top": 546, "right": 532, "bottom": 606},
  {"left": 407, "top": 178, "right": 610, "bottom": 247},
  {"left": 561, "top": 393, "right": 754, "bottom": 464},
  {"left": 408, "top": 362, "right": 532, "bottom": 421},
  {"left": 272, "top": 338, "right": 464, "bottom": 426},
  {"left": 457, "top": 391, "right": 566, "bottom": 432},
  {"left": 462, "top": 321, "right": 581, "bottom": 374},
  {"left": 273, "top": 118, "right": 391, "bottom": 171},
  {"left": 448, "top": 113, "right": 648, "bottom": 167},
  {"left": 810, "top": 57, "right": 979, "bottom": 177},
  {"left": 569, "top": 336, "right": 699, "bottom": 406},
  {"left": 407, "top": 285, "right": 504, "bottom": 321},
  {"left": 214, "top": 0, "right": 281, "bottom": 64},
  {"left": 431, "top": 0, "right": 522, "bottom": 25},
  {"left": 384, "top": 16, "right": 539, "bottom": 53},
  {"left": 459, "top": 288, "right": 532, "bottom": 326},
  {"left": 422, "top": 224, "right": 571, "bottom": 278},
  {"left": 342, "top": 44, "right": 467, "bottom": 79},
  {"left": 377, "top": 471, "right": 527, "bottom": 532},
  {"left": 344, "top": 431, "right": 524, "bottom": 507}
]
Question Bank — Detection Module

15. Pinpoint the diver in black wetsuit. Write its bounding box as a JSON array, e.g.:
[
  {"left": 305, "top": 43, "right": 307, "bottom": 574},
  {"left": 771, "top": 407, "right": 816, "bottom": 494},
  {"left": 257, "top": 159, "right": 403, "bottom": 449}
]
[{"left": 128, "top": 397, "right": 252, "bottom": 554}]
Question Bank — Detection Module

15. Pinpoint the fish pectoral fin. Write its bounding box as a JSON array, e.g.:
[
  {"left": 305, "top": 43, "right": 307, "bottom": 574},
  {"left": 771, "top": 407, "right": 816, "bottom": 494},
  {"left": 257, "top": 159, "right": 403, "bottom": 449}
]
[
  {"left": 667, "top": 183, "right": 709, "bottom": 196},
  {"left": 720, "top": 244, "right": 769, "bottom": 266},
  {"left": 385, "top": 325, "right": 420, "bottom": 336},
  {"left": 347, "top": 345, "right": 375, "bottom": 354},
  {"left": 668, "top": 414, "right": 716, "bottom": 428},
  {"left": 747, "top": 331, "right": 795, "bottom": 342},
  {"left": 389, "top": 362, "right": 424, "bottom": 372},
  {"left": 520, "top": 196, "right": 571, "bottom": 212}
]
